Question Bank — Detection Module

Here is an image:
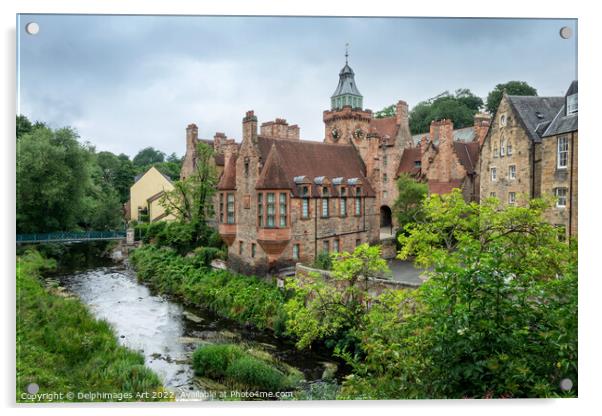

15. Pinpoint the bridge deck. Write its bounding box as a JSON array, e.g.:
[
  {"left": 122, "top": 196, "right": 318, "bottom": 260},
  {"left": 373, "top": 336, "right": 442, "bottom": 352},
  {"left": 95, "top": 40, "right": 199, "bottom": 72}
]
[{"left": 16, "top": 231, "right": 126, "bottom": 244}]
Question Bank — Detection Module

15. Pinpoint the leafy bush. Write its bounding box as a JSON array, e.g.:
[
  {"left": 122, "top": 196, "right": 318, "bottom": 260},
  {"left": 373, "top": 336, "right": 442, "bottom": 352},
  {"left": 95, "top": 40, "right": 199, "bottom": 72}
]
[
  {"left": 226, "top": 355, "right": 287, "bottom": 391},
  {"left": 130, "top": 245, "right": 286, "bottom": 331},
  {"left": 193, "top": 344, "right": 244, "bottom": 379},
  {"left": 311, "top": 252, "right": 332, "bottom": 270}
]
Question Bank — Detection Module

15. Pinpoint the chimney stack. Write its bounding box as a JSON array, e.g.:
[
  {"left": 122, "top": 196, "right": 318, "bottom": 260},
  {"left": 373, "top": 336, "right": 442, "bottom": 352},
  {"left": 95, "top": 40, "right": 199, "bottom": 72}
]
[
  {"left": 473, "top": 113, "right": 491, "bottom": 145},
  {"left": 242, "top": 110, "right": 258, "bottom": 144}
]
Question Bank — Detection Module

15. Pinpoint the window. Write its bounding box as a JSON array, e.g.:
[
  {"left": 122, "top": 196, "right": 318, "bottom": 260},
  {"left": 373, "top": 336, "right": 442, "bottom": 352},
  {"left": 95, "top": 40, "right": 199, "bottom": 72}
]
[
  {"left": 266, "top": 193, "right": 275, "bottom": 227},
  {"left": 219, "top": 193, "right": 224, "bottom": 223},
  {"left": 490, "top": 192, "right": 496, "bottom": 198},
  {"left": 555, "top": 187, "right": 568, "bottom": 208},
  {"left": 333, "top": 239, "right": 340, "bottom": 253},
  {"left": 301, "top": 186, "right": 309, "bottom": 219},
  {"left": 493, "top": 144, "right": 499, "bottom": 158},
  {"left": 508, "top": 165, "right": 516, "bottom": 180},
  {"left": 567, "top": 93, "right": 578, "bottom": 115},
  {"left": 383, "top": 154, "right": 388, "bottom": 166},
  {"left": 383, "top": 191, "right": 388, "bottom": 200},
  {"left": 383, "top": 173, "right": 388, "bottom": 183},
  {"left": 227, "top": 193, "right": 235, "bottom": 224},
  {"left": 340, "top": 187, "right": 347, "bottom": 216},
  {"left": 251, "top": 243, "right": 256, "bottom": 258},
  {"left": 355, "top": 239, "right": 361, "bottom": 247},
  {"left": 322, "top": 240, "right": 329, "bottom": 253},
  {"left": 355, "top": 190, "right": 361, "bottom": 216},
  {"left": 500, "top": 114, "right": 507, "bottom": 126},
  {"left": 279, "top": 193, "right": 287, "bottom": 227},
  {"left": 491, "top": 167, "right": 497, "bottom": 181},
  {"left": 557, "top": 136, "right": 569, "bottom": 169},
  {"left": 508, "top": 192, "right": 516, "bottom": 205},
  {"left": 322, "top": 198, "right": 329, "bottom": 217},
  {"left": 507, "top": 143, "right": 513, "bottom": 156},
  {"left": 257, "top": 193, "right": 263, "bottom": 226},
  {"left": 414, "top": 160, "right": 421, "bottom": 168},
  {"left": 244, "top": 158, "right": 250, "bottom": 176},
  {"left": 500, "top": 140, "right": 505, "bottom": 157},
  {"left": 292, "top": 244, "right": 300, "bottom": 260},
  {"left": 239, "top": 241, "right": 243, "bottom": 255}
]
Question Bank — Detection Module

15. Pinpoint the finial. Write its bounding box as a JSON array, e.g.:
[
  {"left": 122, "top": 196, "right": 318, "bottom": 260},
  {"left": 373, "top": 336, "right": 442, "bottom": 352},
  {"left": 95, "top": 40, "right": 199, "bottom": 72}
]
[{"left": 345, "top": 42, "right": 349, "bottom": 64}]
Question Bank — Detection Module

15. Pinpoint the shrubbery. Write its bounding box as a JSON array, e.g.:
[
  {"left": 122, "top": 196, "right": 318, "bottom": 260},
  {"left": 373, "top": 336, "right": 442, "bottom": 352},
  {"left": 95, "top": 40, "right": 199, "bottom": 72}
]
[
  {"left": 133, "top": 221, "right": 225, "bottom": 256},
  {"left": 130, "top": 245, "right": 285, "bottom": 330},
  {"left": 192, "top": 343, "right": 301, "bottom": 392}
]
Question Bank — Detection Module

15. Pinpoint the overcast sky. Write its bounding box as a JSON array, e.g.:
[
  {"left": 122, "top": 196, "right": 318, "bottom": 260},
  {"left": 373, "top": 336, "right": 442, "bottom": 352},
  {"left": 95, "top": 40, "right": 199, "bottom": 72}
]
[{"left": 17, "top": 15, "right": 577, "bottom": 158}]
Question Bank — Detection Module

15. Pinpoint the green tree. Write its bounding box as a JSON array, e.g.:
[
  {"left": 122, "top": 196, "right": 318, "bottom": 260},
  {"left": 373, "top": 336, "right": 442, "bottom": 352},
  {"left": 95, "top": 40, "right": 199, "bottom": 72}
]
[
  {"left": 486, "top": 81, "right": 537, "bottom": 114},
  {"left": 132, "top": 146, "right": 165, "bottom": 167},
  {"left": 17, "top": 126, "right": 92, "bottom": 233},
  {"left": 374, "top": 104, "right": 396, "bottom": 119},
  {"left": 392, "top": 173, "right": 428, "bottom": 230},
  {"left": 409, "top": 89, "right": 483, "bottom": 134},
  {"left": 284, "top": 244, "right": 390, "bottom": 350},
  {"left": 159, "top": 142, "right": 217, "bottom": 240},
  {"left": 340, "top": 190, "right": 577, "bottom": 399},
  {"left": 16, "top": 115, "right": 32, "bottom": 140}
]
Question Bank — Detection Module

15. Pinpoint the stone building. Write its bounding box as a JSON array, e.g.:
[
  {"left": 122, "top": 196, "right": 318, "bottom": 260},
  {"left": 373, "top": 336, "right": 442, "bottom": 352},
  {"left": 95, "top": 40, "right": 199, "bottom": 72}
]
[
  {"left": 398, "top": 115, "right": 490, "bottom": 202},
  {"left": 479, "top": 81, "right": 577, "bottom": 239},
  {"left": 182, "top": 57, "right": 490, "bottom": 273},
  {"left": 540, "top": 81, "right": 578, "bottom": 238}
]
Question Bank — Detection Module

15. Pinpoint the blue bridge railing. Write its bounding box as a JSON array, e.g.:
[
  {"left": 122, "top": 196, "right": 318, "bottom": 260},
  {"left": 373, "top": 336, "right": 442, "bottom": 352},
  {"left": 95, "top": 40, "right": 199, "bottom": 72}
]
[{"left": 16, "top": 231, "right": 126, "bottom": 244}]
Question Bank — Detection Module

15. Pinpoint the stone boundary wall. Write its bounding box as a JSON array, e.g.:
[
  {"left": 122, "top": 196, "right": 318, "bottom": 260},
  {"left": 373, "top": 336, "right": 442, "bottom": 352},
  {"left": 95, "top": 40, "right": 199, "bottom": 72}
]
[{"left": 295, "top": 263, "right": 421, "bottom": 297}]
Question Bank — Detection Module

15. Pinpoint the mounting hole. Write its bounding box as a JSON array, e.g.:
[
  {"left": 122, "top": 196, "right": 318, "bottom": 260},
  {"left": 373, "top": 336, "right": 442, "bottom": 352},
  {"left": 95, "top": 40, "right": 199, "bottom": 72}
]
[
  {"left": 559, "top": 26, "right": 572, "bottom": 39},
  {"left": 25, "top": 22, "right": 40, "bottom": 35}
]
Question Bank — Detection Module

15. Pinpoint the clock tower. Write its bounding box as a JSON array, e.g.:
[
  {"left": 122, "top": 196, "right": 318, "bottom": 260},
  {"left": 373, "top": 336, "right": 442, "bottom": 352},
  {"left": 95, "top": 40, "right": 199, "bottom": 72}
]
[{"left": 323, "top": 50, "right": 372, "bottom": 145}]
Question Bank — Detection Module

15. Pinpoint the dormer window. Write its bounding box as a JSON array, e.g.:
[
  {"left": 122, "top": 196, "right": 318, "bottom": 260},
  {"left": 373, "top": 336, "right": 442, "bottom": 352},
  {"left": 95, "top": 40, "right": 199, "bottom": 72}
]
[{"left": 567, "top": 93, "right": 578, "bottom": 115}]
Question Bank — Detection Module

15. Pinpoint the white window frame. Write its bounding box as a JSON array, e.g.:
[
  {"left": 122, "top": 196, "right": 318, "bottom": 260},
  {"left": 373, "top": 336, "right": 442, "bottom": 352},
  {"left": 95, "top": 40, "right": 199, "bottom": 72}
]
[
  {"left": 507, "top": 143, "right": 513, "bottom": 156},
  {"left": 555, "top": 187, "right": 568, "bottom": 208},
  {"left": 292, "top": 244, "right": 299, "bottom": 260},
  {"left": 491, "top": 167, "right": 497, "bottom": 181},
  {"left": 557, "top": 136, "right": 569, "bottom": 169},
  {"left": 508, "top": 192, "right": 516, "bottom": 205},
  {"left": 508, "top": 165, "right": 516, "bottom": 180},
  {"left": 567, "top": 94, "right": 578, "bottom": 115}
]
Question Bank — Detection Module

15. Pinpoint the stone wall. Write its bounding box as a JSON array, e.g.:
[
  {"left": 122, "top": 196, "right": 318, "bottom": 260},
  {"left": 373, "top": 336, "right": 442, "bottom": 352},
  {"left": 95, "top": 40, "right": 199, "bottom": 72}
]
[
  {"left": 295, "top": 263, "right": 420, "bottom": 298},
  {"left": 479, "top": 96, "right": 533, "bottom": 205}
]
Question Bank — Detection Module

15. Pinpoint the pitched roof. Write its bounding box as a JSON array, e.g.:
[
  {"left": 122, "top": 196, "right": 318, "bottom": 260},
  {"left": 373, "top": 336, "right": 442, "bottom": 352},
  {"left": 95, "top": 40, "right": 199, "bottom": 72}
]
[
  {"left": 255, "top": 136, "right": 374, "bottom": 196},
  {"left": 453, "top": 141, "right": 480, "bottom": 174},
  {"left": 506, "top": 95, "right": 564, "bottom": 142},
  {"left": 217, "top": 154, "right": 237, "bottom": 190},
  {"left": 369, "top": 117, "right": 398, "bottom": 141},
  {"left": 543, "top": 81, "right": 578, "bottom": 137},
  {"left": 331, "top": 64, "right": 362, "bottom": 97},
  {"left": 133, "top": 166, "right": 173, "bottom": 185},
  {"left": 396, "top": 147, "right": 423, "bottom": 177},
  {"left": 428, "top": 179, "right": 463, "bottom": 195},
  {"left": 412, "top": 126, "right": 475, "bottom": 146}
]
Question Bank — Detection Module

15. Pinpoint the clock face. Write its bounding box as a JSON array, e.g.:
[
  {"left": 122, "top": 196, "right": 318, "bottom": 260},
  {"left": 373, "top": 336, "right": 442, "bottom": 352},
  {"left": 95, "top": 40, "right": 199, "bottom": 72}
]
[
  {"left": 354, "top": 128, "right": 364, "bottom": 140},
  {"left": 331, "top": 127, "right": 340, "bottom": 141}
]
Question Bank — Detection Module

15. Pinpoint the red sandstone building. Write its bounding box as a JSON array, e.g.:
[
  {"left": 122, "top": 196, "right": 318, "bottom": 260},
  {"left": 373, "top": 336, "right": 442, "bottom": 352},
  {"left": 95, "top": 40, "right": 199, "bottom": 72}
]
[{"left": 181, "top": 58, "right": 489, "bottom": 274}]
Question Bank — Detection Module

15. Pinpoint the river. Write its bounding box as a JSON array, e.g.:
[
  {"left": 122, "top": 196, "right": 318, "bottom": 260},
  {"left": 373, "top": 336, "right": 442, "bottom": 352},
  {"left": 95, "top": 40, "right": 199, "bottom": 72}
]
[{"left": 56, "top": 260, "right": 341, "bottom": 400}]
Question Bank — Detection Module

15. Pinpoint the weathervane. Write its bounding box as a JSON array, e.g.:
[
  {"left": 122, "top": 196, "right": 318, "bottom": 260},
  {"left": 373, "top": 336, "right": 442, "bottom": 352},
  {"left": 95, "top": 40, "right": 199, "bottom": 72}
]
[{"left": 345, "top": 42, "right": 349, "bottom": 64}]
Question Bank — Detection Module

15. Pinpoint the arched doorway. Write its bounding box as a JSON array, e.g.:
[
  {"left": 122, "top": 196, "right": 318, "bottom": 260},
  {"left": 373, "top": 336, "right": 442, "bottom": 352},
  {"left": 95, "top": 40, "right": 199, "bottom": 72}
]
[{"left": 380, "top": 205, "right": 393, "bottom": 237}]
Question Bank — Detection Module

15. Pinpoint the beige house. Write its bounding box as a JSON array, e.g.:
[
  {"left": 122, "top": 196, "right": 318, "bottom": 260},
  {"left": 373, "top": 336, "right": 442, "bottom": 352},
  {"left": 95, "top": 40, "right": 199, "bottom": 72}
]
[{"left": 127, "top": 166, "right": 176, "bottom": 222}]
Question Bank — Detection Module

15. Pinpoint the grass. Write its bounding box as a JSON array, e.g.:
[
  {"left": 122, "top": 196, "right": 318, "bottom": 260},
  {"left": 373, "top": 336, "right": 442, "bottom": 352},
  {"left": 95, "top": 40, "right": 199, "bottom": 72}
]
[
  {"left": 192, "top": 343, "right": 304, "bottom": 394},
  {"left": 16, "top": 250, "right": 166, "bottom": 402}
]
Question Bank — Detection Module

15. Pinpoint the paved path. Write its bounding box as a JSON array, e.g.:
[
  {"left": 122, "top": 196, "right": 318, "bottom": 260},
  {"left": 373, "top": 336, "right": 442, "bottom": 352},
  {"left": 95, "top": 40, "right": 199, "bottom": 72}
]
[{"left": 386, "top": 259, "right": 425, "bottom": 286}]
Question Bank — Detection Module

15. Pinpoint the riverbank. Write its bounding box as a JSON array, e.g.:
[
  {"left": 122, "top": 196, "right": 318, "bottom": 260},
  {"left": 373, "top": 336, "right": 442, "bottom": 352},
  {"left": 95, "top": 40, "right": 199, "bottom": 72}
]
[
  {"left": 16, "top": 250, "right": 167, "bottom": 402},
  {"left": 130, "top": 245, "right": 287, "bottom": 333}
]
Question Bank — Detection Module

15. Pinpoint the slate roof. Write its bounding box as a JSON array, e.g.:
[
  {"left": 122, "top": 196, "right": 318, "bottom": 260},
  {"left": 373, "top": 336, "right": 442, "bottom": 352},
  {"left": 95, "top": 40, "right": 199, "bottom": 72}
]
[
  {"left": 331, "top": 63, "right": 362, "bottom": 97},
  {"left": 412, "top": 126, "right": 475, "bottom": 146},
  {"left": 133, "top": 166, "right": 174, "bottom": 185},
  {"left": 506, "top": 95, "right": 564, "bottom": 142},
  {"left": 543, "top": 81, "right": 578, "bottom": 137},
  {"left": 254, "top": 136, "right": 374, "bottom": 196}
]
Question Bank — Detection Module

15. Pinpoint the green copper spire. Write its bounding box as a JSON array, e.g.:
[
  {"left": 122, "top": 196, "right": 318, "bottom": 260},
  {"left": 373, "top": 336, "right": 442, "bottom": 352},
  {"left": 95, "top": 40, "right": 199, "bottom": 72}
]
[{"left": 330, "top": 44, "right": 363, "bottom": 110}]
